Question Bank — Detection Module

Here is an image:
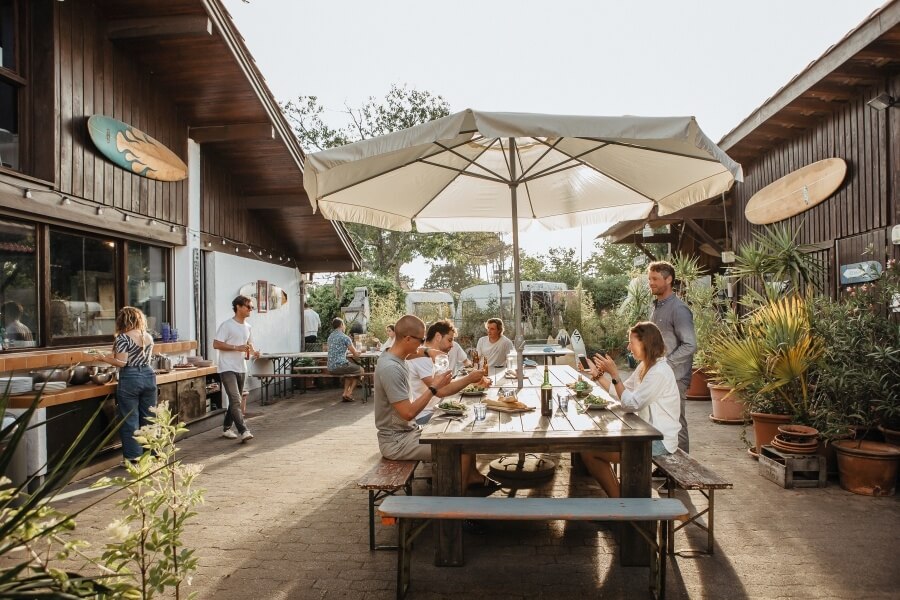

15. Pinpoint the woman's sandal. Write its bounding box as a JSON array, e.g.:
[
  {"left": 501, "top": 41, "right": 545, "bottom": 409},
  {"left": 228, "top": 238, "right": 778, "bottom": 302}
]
[{"left": 341, "top": 395, "right": 354, "bottom": 402}]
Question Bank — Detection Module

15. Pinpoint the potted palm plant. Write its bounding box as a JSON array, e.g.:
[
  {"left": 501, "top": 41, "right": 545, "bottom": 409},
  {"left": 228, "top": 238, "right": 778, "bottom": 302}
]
[{"left": 709, "top": 293, "right": 824, "bottom": 455}]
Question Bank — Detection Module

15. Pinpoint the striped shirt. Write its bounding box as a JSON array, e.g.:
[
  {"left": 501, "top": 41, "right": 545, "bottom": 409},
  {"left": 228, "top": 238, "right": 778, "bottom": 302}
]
[{"left": 114, "top": 332, "right": 153, "bottom": 367}]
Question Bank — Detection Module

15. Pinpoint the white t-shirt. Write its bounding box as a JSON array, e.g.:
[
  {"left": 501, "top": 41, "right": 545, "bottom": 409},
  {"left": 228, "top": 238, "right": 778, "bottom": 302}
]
[
  {"left": 303, "top": 308, "right": 321, "bottom": 336},
  {"left": 448, "top": 341, "right": 468, "bottom": 371},
  {"left": 615, "top": 358, "right": 682, "bottom": 453},
  {"left": 476, "top": 335, "right": 515, "bottom": 367},
  {"left": 381, "top": 337, "right": 395, "bottom": 351},
  {"left": 406, "top": 355, "right": 442, "bottom": 422},
  {"left": 215, "top": 318, "right": 253, "bottom": 373}
]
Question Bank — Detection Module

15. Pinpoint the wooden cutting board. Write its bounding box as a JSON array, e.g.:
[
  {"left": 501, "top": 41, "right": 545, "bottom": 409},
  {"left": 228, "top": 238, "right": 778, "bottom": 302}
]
[{"left": 484, "top": 399, "right": 534, "bottom": 413}]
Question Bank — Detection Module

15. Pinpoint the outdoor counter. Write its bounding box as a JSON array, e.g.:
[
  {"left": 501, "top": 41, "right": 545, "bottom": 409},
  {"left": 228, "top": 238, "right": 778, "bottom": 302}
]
[{"left": 6, "top": 366, "right": 219, "bottom": 409}]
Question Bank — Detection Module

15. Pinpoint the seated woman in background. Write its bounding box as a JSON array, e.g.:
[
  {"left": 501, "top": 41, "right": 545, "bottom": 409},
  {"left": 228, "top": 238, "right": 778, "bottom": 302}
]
[{"left": 581, "top": 321, "right": 681, "bottom": 498}]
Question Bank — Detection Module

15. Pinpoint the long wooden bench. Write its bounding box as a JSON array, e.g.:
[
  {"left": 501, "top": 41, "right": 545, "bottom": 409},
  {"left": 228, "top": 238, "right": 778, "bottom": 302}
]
[
  {"left": 357, "top": 458, "right": 419, "bottom": 551},
  {"left": 652, "top": 448, "right": 733, "bottom": 555},
  {"left": 255, "top": 370, "right": 375, "bottom": 404},
  {"left": 378, "top": 496, "right": 688, "bottom": 600}
]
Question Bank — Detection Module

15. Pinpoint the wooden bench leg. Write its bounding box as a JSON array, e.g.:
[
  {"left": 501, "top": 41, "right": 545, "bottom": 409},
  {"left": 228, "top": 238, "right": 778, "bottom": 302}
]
[
  {"left": 667, "top": 477, "right": 676, "bottom": 555},
  {"left": 657, "top": 519, "right": 668, "bottom": 600},
  {"left": 397, "top": 518, "right": 410, "bottom": 599},
  {"left": 707, "top": 489, "right": 715, "bottom": 554}
]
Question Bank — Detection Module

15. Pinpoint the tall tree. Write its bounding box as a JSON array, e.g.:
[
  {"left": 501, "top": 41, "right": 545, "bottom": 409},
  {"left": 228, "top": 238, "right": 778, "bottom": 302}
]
[{"left": 282, "top": 85, "right": 451, "bottom": 283}]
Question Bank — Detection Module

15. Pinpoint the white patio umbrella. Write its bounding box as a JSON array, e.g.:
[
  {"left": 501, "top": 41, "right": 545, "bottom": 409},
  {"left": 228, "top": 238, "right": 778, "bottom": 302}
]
[{"left": 303, "top": 109, "right": 742, "bottom": 388}]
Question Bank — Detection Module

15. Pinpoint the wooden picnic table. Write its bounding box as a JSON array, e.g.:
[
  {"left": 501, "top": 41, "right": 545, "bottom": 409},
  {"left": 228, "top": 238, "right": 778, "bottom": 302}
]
[
  {"left": 255, "top": 350, "right": 380, "bottom": 403},
  {"left": 420, "top": 364, "right": 662, "bottom": 568}
]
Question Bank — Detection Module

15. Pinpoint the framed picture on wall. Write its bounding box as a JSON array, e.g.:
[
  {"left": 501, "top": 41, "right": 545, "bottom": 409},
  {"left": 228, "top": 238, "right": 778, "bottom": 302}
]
[{"left": 257, "top": 280, "right": 268, "bottom": 313}]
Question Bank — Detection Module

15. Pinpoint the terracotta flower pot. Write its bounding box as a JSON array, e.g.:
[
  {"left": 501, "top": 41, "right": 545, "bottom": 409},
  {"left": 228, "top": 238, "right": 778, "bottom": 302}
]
[
  {"left": 877, "top": 424, "right": 900, "bottom": 447},
  {"left": 833, "top": 440, "right": 900, "bottom": 496},
  {"left": 750, "top": 412, "right": 792, "bottom": 455},
  {"left": 709, "top": 384, "right": 745, "bottom": 422},
  {"left": 686, "top": 369, "right": 711, "bottom": 400}
]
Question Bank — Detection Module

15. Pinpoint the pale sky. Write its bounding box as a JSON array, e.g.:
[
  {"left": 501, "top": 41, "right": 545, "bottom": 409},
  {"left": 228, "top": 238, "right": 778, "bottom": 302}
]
[{"left": 223, "top": 0, "right": 886, "bottom": 287}]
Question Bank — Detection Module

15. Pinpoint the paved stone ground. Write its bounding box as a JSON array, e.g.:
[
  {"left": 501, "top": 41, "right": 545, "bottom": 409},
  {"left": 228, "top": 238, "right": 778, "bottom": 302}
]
[{"left": 53, "top": 384, "right": 900, "bottom": 599}]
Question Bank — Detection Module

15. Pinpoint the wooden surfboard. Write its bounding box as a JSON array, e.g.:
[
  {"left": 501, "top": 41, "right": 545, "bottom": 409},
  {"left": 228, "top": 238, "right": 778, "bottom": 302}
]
[
  {"left": 699, "top": 239, "right": 726, "bottom": 257},
  {"left": 87, "top": 115, "right": 187, "bottom": 182},
  {"left": 744, "top": 158, "right": 846, "bottom": 225}
]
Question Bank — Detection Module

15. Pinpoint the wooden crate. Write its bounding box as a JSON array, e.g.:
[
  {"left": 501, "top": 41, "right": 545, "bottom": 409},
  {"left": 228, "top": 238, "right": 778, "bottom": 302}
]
[{"left": 759, "top": 445, "right": 827, "bottom": 489}]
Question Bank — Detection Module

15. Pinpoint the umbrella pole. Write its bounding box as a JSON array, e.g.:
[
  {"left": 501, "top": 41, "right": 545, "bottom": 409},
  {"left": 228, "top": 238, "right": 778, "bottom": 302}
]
[{"left": 508, "top": 138, "right": 524, "bottom": 391}]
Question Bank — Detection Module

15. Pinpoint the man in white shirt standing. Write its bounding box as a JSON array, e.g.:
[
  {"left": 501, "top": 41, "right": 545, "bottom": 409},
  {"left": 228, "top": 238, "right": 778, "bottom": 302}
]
[
  {"left": 303, "top": 302, "right": 321, "bottom": 346},
  {"left": 475, "top": 318, "right": 515, "bottom": 368},
  {"left": 213, "top": 295, "right": 261, "bottom": 442}
]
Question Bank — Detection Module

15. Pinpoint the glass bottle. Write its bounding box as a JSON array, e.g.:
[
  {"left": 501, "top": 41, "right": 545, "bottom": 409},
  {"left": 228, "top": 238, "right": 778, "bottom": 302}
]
[{"left": 541, "top": 364, "right": 552, "bottom": 417}]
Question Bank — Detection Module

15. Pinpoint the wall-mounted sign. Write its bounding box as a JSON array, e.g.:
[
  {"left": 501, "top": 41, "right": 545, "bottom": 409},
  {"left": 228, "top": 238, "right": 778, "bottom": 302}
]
[
  {"left": 839, "top": 260, "right": 882, "bottom": 285},
  {"left": 238, "top": 281, "right": 289, "bottom": 312},
  {"left": 87, "top": 115, "right": 188, "bottom": 181},
  {"left": 744, "top": 158, "right": 846, "bottom": 225}
]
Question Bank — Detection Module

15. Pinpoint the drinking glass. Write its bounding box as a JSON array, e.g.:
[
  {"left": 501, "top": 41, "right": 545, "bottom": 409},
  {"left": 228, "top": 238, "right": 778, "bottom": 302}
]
[
  {"left": 433, "top": 353, "right": 450, "bottom": 377},
  {"left": 473, "top": 402, "right": 487, "bottom": 421},
  {"left": 558, "top": 394, "right": 569, "bottom": 411}
]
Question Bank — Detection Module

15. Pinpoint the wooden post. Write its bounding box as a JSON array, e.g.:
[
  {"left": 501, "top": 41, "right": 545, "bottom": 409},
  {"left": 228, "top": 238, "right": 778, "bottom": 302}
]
[{"left": 620, "top": 440, "right": 652, "bottom": 566}]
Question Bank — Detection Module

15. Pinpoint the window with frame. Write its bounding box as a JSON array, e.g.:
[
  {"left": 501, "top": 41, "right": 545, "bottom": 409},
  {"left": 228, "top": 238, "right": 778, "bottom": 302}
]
[
  {"left": 127, "top": 242, "right": 168, "bottom": 339},
  {"left": 49, "top": 230, "right": 118, "bottom": 342},
  {"left": 0, "top": 0, "right": 22, "bottom": 171},
  {"left": 0, "top": 218, "right": 37, "bottom": 348}
]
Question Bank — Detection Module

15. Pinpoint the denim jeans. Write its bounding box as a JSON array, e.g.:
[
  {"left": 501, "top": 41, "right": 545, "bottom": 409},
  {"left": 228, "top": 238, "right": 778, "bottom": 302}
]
[
  {"left": 116, "top": 365, "right": 158, "bottom": 461},
  {"left": 221, "top": 371, "right": 247, "bottom": 434}
]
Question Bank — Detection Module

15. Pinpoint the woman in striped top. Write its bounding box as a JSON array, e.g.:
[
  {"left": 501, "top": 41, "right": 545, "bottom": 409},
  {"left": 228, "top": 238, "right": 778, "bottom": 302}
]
[{"left": 100, "top": 307, "right": 157, "bottom": 462}]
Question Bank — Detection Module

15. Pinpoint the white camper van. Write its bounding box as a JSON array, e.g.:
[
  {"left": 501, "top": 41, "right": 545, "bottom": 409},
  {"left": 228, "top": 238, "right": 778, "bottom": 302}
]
[
  {"left": 456, "top": 281, "right": 571, "bottom": 333},
  {"left": 405, "top": 290, "right": 455, "bottom": 322}
]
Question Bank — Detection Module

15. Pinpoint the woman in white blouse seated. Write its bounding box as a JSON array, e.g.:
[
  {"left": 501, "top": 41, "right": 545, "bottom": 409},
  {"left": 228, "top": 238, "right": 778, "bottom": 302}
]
[{"left": 582, "top": 321, "right": 681, "bottom": 498}]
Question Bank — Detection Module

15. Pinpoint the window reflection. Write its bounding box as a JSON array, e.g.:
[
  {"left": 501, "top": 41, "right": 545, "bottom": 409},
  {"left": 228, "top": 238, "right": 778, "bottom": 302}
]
[
  {"left": 49, "top": 230, "right": 117, "bottom": 340},
  {"left": 127, "top": 242, "right": 167, "bottom": 339},
  {"left": 0, "top": 219, "right": 37, "bottom": 349}
]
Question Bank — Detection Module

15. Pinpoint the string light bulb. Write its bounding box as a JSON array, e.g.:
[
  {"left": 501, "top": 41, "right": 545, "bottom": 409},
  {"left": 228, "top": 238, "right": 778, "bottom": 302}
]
[
  {"left": 170, "top": 225, "right": 176, "bottom": 233},
  {"left": 60, "top": 196, "right": 71, "bottom": 205},
  {"left": 96, "top": 207, "right": 103, "bottom": 215},
  {"left": 641, "top": 223, "right": 654, "bottom": 238},
  {"left": 123, "top": 214, "right": 130, "bottom": 222},
  {"left": 23, "top": 189, "right": 32, "bottom": 199}
]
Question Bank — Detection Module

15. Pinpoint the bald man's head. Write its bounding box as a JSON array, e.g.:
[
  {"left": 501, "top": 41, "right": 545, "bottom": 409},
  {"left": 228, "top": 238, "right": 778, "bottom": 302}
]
[{"left": 394, "top": 314, "right": 425, "bottom": 339}]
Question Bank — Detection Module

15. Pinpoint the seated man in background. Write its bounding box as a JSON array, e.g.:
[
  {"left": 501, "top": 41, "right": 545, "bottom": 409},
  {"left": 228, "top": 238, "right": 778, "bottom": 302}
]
[
  {"left": 475, "top": 317, "right": 515, "bottom": 367},
  {"left": 447, "top": 337, "right": 471, "bottom": 372},
  {"left": 408, "top": 319, "right": 491, "bottom": 423},
  {"left": 2, "top": 301, "right": 33, "bottom": 346},
  {"left": 374, "top": 315, "right": 497, "bottom": 490},
  {"left": 327, "top": 317, "right": 363, "bottom": 402}
]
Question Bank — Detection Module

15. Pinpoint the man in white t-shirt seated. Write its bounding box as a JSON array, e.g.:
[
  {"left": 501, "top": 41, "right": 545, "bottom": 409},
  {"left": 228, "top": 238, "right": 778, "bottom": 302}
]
[
  {"left": 408, "top": 319, "right": 491, "bottom": 423},
  {"left": 447, "top": 339, "right": 471, "bottom": 372},
  {"left": 475, "top": 318, "right": 515, "bottom": 367}
]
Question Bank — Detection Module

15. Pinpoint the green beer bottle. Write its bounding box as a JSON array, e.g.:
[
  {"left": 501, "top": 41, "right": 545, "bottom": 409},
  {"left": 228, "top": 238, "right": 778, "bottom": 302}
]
[{"left": 541, "top": 364, "right": 552, "bottom": 417}]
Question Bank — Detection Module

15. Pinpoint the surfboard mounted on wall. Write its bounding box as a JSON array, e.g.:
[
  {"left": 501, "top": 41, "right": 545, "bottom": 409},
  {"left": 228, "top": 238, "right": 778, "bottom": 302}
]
[
  {"left": 87, "top": 115, "right": 187, "bottom": 182},
  {"left": 839, "top": 260, "right": 882, "bottom": 286},
  {"left": 744, "top": 158, "right": 846, "bottom": 225}
]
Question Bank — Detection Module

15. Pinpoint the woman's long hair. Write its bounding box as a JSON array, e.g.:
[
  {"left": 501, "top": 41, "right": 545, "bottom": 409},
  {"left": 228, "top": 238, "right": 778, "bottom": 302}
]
[
  {"left": 630, "top": 321, "right": 666, "bottom": 380},
  {"left": 115, "top": 306, "right": 147, "bottom": 335}
]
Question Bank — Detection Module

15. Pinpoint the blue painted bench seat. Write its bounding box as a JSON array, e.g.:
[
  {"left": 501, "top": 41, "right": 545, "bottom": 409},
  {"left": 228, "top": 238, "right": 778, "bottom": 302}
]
[{"left": 379, "top": 496, "right": 689, "bottom": 599}]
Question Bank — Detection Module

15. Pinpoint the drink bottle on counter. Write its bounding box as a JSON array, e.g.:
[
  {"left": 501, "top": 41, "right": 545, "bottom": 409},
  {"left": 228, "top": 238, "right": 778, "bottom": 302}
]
[{"left": 541, "top": 364, "right": 553, "bottom": 417}]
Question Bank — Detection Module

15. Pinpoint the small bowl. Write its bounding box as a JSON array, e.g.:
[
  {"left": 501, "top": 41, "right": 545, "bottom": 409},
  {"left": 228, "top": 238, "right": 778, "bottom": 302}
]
[
  {"left": 89, "top": 366, "right": 117, "bottom": 385},
  {"left": 194, "top": 360, "right": 213, "bottom": 367},
  {"left": 575, "top": 389, "right": 591, "bottom": 398},
  {"left": 777, "top": 424, "right": 818, "bottom": 442}
]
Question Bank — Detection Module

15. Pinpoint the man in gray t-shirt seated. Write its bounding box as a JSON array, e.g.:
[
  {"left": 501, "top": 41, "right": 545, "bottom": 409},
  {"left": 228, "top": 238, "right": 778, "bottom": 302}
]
[{"left": 374, "top": 314, "right": 496, "bottom": 489}]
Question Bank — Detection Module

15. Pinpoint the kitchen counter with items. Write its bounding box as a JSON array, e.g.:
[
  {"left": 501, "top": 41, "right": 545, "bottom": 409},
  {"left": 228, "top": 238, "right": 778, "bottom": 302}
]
[{"left": 6, "top": 366, "right": 219, "bottom": 409}]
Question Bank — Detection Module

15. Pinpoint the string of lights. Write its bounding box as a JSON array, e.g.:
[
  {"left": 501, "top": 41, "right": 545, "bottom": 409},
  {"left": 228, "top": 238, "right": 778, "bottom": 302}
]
[{"left": 0, "top": 178, "right": 300, "bottom": 268}]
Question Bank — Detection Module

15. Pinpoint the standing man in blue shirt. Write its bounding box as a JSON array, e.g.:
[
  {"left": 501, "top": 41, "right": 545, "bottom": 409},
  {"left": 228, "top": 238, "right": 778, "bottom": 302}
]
[{"left": 648, "top": 261, "right": 696, "bottom": 452}]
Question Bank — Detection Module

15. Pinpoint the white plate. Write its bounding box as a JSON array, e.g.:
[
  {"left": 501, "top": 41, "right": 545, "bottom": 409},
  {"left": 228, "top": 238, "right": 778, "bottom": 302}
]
[
  {"left": 438, "top": 407, "right": 466, "bottom": 416},
  {"left": 460, "top": 389, "right": 486, "bottom": 397}
]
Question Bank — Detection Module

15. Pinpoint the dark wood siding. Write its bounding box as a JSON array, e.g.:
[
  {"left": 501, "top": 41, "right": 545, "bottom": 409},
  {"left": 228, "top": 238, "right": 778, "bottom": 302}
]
[
  {"left": 55, "top": 0, "right": 187, "bottom": 225},
  {"left": 201, "top": 149, "right": 269, "bottom": 252},
  {"left": 730, "top": 73, "right": 899, "bottom": 297}
]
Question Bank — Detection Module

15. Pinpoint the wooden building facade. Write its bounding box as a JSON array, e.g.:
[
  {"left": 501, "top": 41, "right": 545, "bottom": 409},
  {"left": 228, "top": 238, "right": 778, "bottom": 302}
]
[
  {"left": 0, "top": 0, "right": 360, "bottom": 353},
  {"left": 720, "top": 1, "right": 900, "bottom": 296}
]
